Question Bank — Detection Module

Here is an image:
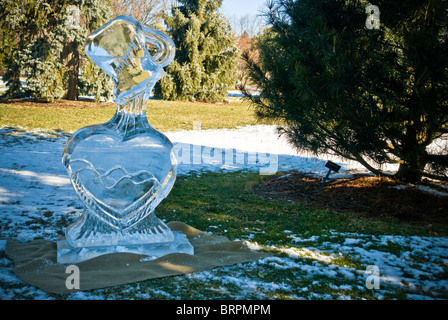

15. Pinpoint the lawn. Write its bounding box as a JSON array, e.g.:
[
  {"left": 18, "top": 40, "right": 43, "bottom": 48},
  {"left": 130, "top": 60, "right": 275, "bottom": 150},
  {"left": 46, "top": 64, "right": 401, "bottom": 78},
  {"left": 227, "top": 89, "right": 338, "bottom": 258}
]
[
  {"left": 0, "top": 98, "right": 272, "bottom": 133},
  {"left": 0, "top": 99, "right": 447, "bottom": 300}
]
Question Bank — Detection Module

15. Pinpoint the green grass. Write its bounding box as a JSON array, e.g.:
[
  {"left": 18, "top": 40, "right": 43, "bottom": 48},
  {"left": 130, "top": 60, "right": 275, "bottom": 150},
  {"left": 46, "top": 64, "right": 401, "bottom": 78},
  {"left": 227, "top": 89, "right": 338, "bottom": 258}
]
[
  {"left": 147, "top": 99, "right": 272, "bottom": 131},
  {"left": 40, "top": 171, "right": 445, "bottom": 300},
  {"left": 0, "top": 99, "right": 273, "bottom": 133},
  {"left": 0, "top": 103, "right": 115, "bottom": 133},
  {"left": 144, "top": 172, "right": 448, "bottom": 300},
  {"left": 1, "top": 171, "right": 446, "bottom": 300},
  {"left": 157, "top": 171, "right": 446, "bottom": 239}
]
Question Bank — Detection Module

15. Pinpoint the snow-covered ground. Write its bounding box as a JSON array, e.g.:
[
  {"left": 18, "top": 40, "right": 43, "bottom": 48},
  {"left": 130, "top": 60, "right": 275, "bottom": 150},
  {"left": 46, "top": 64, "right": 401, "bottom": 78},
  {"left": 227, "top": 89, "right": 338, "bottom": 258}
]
[{"left": 0, "top": 125, "right": 447, "bottom": 300}]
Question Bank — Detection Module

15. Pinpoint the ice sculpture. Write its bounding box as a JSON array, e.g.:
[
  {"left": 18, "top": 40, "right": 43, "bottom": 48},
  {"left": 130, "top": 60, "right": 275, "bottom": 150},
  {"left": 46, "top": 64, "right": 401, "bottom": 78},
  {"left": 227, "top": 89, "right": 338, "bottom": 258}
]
[{"left": 57, "top": 16, "right": 193, "bottom": 263}]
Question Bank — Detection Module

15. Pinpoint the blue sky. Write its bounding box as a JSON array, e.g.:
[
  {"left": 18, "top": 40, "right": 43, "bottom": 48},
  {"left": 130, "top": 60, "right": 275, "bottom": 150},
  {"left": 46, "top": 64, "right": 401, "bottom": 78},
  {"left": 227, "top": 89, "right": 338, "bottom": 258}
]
[{"left": 220, "top": 0, "right": 268, "bottom": 19}]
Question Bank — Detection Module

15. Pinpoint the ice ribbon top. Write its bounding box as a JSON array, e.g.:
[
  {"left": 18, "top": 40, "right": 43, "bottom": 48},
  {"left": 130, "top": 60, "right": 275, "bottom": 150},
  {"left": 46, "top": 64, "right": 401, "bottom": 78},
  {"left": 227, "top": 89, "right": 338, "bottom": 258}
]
[{"left": 85, "top": 15, "right": 175, "bottom": 106}]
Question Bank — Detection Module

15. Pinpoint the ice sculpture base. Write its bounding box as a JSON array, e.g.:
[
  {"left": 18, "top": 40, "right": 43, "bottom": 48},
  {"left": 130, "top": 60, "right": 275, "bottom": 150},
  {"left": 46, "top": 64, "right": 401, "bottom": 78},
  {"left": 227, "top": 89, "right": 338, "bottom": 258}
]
[{"left": 57, "top": 231, "right": 194, "bottom": 264}]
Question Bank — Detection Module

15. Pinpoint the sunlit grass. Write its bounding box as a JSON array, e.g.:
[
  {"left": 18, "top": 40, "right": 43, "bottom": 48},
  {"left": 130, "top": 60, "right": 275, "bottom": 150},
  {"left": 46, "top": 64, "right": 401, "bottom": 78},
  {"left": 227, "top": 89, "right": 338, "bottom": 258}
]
[
  {"left": 0, "top": 103, "right": 115, "bottom": 133},
  {"left": 0, "top": 99, "right": 274, "bottom": 133}
]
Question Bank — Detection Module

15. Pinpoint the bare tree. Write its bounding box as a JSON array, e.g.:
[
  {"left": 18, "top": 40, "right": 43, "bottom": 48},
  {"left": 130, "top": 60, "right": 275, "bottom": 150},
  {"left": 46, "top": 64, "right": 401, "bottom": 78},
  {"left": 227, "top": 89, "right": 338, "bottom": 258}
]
[
  {"left": 228, "top": 13, "right": 265, "bottom": 38},
  {"left": 110, "top": 0, "right": 170, "bottom": 25}
]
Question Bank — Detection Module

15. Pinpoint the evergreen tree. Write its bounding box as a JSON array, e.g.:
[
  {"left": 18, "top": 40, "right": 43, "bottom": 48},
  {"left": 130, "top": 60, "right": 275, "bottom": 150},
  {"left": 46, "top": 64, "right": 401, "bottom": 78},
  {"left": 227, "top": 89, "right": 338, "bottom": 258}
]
[
  {"left": 75, "top": 0, "right": 114, "bottom": 102},
  {"left": 243, "top": 0, "right": 448, "bottom": 183},
  {"left": 156, "top": 0, "right": 239, "bottom": 102},
  {"left": 0, "top": 0, "right": 113, "bottom": 101},
  {"left": 0, "top": 0, "right": 50, "bottom": 98}
]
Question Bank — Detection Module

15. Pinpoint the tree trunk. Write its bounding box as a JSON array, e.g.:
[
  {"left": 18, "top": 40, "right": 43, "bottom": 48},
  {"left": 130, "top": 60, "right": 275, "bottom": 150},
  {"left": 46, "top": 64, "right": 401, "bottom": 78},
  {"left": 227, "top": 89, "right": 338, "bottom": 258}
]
[
  {"left": 395, "top": 163, "right": 424, "bottom": 183},
  {"left": 394, "top": 125, "right": 428, "bottom": 183},
  {"left": 63, "top": 40, "right": 80, "bottom": 100}
]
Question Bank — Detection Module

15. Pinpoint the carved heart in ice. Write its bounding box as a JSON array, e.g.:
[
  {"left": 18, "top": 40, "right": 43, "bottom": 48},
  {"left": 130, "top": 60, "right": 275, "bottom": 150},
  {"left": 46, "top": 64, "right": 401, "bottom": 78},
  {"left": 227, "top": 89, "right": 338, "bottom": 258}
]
[
  {"left": 63, "top": 121, "right": 177, "bottom": 231},
  {"left": 57, "top": 15, "right": 191, "bottom": 263}
]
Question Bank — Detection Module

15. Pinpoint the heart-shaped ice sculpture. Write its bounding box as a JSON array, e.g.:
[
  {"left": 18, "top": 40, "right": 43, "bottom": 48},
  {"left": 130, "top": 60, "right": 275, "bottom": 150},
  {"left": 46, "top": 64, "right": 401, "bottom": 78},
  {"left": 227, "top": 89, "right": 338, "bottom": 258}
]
[{"left": 57, "top": 16, "right": 193, "bottom": 263}]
